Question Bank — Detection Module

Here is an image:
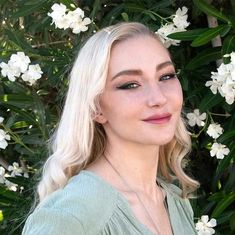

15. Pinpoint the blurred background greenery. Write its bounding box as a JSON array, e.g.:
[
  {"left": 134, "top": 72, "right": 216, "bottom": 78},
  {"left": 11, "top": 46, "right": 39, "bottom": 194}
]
[{"left": 0, "top": 0, "right": 234, "bottom": 234}]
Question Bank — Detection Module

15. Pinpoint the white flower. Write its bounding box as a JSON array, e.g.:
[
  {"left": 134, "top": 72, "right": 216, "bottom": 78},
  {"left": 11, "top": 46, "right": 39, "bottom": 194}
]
[
  {"left": 21, "top": 64, "right": 43, "bottom": 85},
  {"left": 229, "top": 52, "right": 235, "bottom": 64},
  {"left": 221, "top": 81, "right": 235, "bottom": 104},
  {"left": 48, "top": 3, "right": 68, "bottom": 29},
  {"left": 9, "top": 52, "right": 30, "bottom": 73},
  {"left": 48, "top": 4, "right": 91, "bottom": 33},
  {"left": 71, "top": 17, "right": 91, "bottom": 34},
  {"left": 173, "top": 6, "right": 190, "bottom": 30},
  {"left": 65, "top": 7, "right": 85, "bottom": 25},
  {"left": 0, "top": 61, "right": 21, "bottom": 81},
  {"left": 20, "top": 186, "right": 24, "bottom": 193},
  {"left": 195, "top": 215, "right": 217, "bottom": 235},
  {"left": 157, "top": 23, "right": 183, "bottom": 48},
  {"left": 206, "top": 52, "right": 235, "bottom": 104},
  {"left": 0, "top": 117, "right": 4, "bottom": 123},
  {"left": 67, "top": 8, "right": 91, "bottom": 34},
  {"left": 23, "top": 172, "right": 29, "bottom": 178},
  {"left": 156, "top": 6, "right": 190, "bottom": 48},
  {"left": 49, "top": 3, "right": 67, "bottom": 18},
  {"left": 206, "top": 123, "right": 223, "bottom": 139},
  {"left": 205, "top": 72, "right": 224, "bottom": 95},
  {"left": 8, "top": 162, "right": 23, "bottom": 177},
  {"left": 186, "top": 109, "right": 207, "bottom": 127},
  {"left": 0, "top": 167, "right": 6, "bottom": 184},
  {"left": 0, "top": 129, "right": 10, "bottom": 149},
  {"left": 52, "top": 14, "right": 71, "bottom": 30},
  {"left": 4, "top": 179, "right": 18, "bottom": 191},
  {"left": 1, "top": 52, "right": 42, "bottom": 84},
  {"left": 210, "top": 142, "right": 230, "bottom": 159}
]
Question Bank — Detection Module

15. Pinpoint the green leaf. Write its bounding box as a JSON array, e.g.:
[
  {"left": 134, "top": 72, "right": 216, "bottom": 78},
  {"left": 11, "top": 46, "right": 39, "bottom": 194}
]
[
  {"left": 143, "top": 10, "right": 157, "bottom": 21},
  {"left": 0, "top": 94, "right": 34, "bottom": 109},
  {"left": 225, "top": 164, "right": 235, "bottom": 192},
  {"left": 121, "top": 12, "right": 129, "bottom": 22},
  {"left": 152, "top": 0, "right": 172, "bottom": 9},
  {"left": 4, "top": 29, "right": 36, "bottom": 53},
  {"left": 124, "top": 3, "right": 145, "bottom": 12},
  {"left": 230, "top": 213, "right": 235, "bottom": 231},
  {"left": 193, "top": 0, "right": 231, "bottom": 23},
  {"left": 32, "top": 91, "right": 49, "bottom": 139},
  {"left": 12, "top": 0, "right": 48, "bottom": 18},
  {"left": 167, "top": 28, "right": 208, "bottom": 41},
  {"left": 191, "top": 25, "right": 231, "bottom": 47},
  {"left": 216, "top": 149, "right": 234, "bottom": 176},
  {"left": 90, "top": 0, "right": 101, "bottom": 19},
  {"left": 208, "top": 191, "right": 224, "bottom": 202},
  {"left": 0, "top": 0, "right": 8, "bottom": 4},
  {"left": 218, "top": 130, "right": 235, "bottom": 142},
  {"left": 222, "top": 35, "right": 235, "bottom": 55},
  {"left": 212, "top": 192, "right": 235, "bottom": 218},
  {"left": 199, "top": 93, "right": 223, "bottom": 112},
  {"left": 11, "top": 121, "right": 29, "bottom": 129},
  {"left": 0, "top": 210, "right": 3, "bottom": 222},
  {"left": 2, "top": 104, "right": 39, "bottom": 126},
  {"left": 186, "top": 47, "right": 222, "bottom": 70},
  {"left": 4, "top": 176, "right": 31, "bottom": 189},
  {"left": 21, "top": 133, "right": 44, "bottom": 145},
  {"left": 0, "top": 185, "right": 20, "bottom": 201}
]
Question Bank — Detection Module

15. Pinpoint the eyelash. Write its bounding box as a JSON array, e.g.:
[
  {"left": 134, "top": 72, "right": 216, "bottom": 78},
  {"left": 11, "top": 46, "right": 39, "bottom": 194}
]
[{"left": 117, "top": 73, "right": 178, "bottom": 90}]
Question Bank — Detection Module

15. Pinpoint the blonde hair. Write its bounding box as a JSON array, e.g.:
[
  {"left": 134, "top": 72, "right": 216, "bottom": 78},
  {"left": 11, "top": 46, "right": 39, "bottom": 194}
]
[{"left": 37, "top": 22, "right": 199, "bottom": 202}]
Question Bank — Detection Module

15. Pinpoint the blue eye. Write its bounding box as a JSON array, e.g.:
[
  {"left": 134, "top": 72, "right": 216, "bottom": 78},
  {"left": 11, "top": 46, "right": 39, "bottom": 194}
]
[
  {"left": 160, "top": 73, "right": 177, "bottom": 81},
  {"left": 117, "top": 83, "right": 140, "bottom": 89}
]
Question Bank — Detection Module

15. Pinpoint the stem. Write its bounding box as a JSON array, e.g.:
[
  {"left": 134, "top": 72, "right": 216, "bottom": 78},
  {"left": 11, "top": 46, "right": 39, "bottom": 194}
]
[
  {"left": 2, "top": 125, "right": 34, "bottom": 154},
  {"left": 0, "top": 156, "right": 9, "bottom": 169},
  {"left": 32, "top": 40, "right": 69, "bottom": 48},
  {"left": 192, "top": 115, "right": 209, "bottom": 138},
  {"left": 147, "top": 10, "right": 171, "bottom": 23},
  {"left": 208, "top": 112, "right": 231, "bottom": 117}
]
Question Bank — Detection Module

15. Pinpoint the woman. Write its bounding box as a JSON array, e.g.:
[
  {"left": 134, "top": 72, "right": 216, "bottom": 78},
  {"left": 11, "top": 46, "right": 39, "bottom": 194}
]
[{"left": 22, "top": 22, "right": 199, "bottom": 235}]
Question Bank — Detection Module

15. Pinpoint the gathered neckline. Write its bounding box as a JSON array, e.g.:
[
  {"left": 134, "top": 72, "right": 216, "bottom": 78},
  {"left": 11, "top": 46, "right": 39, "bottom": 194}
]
[{"left": 79, "top": 169, "right": 171, "bottom": 235}]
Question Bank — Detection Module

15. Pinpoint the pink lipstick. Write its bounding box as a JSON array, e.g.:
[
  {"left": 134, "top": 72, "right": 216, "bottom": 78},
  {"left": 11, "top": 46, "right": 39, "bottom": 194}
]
[{"left": 143, "top": 113, "right": 172, "bottom": 124}]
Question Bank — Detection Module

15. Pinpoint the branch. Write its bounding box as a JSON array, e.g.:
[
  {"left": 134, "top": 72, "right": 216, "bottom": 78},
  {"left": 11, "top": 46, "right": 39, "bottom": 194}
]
[
  {"left": 206, "top": 0, "right": 223, "bottom": 66},
  {"left": 0, "top": 156, "right": 9, "bottom": 169},
  {"left": 32, "top": 40, "right": 68, "bottom": 48}
]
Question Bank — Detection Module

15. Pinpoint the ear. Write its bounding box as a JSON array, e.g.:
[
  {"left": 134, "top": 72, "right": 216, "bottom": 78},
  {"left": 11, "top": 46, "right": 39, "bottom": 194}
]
[{"left": 93, "top": 112, "right": 107, "bottom": 124}]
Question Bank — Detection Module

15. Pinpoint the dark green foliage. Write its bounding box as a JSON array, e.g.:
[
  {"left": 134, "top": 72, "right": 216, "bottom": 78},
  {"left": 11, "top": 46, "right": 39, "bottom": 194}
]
[{"left": 0, "top": 0, "right": 234, "bottom": 234}]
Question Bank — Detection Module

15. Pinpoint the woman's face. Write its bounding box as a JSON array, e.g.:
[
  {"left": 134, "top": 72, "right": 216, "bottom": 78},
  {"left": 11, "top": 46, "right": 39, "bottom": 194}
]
[{"left": 97, "top": 35, "right": 183, "bottom": 146}]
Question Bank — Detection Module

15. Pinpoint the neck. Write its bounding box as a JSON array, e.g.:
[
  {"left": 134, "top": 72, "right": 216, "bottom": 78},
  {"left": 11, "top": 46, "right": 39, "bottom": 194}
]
[{"left": 104, "top": 139, "right": 160, "bottom": 196}]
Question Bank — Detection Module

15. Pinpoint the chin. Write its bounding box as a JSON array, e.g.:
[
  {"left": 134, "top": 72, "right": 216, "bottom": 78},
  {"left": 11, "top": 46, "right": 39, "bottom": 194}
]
[{"left": 141, "top": 134, "right": 175, "bottom": 146}]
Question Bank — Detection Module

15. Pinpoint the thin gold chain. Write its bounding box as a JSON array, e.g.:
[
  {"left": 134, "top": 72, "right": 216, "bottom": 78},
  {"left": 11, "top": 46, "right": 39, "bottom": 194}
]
[{"left": 103, "top": 155, "right": 164, "bottom": 235}]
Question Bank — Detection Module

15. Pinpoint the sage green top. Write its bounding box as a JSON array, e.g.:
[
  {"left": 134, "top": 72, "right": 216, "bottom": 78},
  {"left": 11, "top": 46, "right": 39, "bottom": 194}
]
[{"left": 22, "top": 170, "right": 197, "bottom": 235}]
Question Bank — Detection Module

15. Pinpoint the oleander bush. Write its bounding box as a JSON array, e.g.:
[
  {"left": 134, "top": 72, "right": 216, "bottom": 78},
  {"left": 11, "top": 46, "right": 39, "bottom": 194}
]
[{"left": 0, "top": 0, "right": 234, "bottom": 234}]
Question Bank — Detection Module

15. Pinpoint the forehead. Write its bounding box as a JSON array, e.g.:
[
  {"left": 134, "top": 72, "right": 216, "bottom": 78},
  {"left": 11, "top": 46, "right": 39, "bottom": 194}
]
[{"left": 108, "top": 36, "right": 171, "bottom": 74}]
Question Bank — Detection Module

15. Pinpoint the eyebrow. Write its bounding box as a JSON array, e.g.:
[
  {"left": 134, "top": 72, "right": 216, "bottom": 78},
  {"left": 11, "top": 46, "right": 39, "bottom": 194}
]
[{"left": 111, "top": 61, "right": 174, "bottom": 81}]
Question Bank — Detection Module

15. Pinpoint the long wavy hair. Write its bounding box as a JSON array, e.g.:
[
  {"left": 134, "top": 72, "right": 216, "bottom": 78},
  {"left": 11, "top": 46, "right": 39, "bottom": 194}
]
[{"left": 37, "top": 22, "right": 199, "bottom": 202}]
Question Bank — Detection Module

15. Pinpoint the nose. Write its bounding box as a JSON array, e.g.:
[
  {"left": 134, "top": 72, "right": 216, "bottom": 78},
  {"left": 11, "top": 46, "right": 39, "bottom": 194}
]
[{"left": 146, "top": 83, "right": 167, "bottom": 107}]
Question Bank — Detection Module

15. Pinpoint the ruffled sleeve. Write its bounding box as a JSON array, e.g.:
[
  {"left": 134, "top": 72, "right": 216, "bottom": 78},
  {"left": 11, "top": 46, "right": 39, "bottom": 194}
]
[{"left": 22, "top": 207, "right": 86, "bottom": 235}]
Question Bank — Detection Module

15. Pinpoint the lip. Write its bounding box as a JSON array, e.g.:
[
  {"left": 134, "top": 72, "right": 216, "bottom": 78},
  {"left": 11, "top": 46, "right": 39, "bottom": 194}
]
[{"left": 142, "top": 113, "right": 172, "bottom": 124}]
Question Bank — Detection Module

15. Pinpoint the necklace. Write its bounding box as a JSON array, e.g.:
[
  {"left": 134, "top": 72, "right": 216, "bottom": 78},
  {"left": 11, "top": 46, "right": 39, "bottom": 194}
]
[{"left": 103, "top": 155, "right": 167, "bottom": 235}]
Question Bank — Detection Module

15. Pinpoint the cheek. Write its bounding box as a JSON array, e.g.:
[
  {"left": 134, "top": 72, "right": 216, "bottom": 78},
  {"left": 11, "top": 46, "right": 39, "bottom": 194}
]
[
  {"left": 99, "top": 92, "right": 127, "bottom": 120},
  {"left": 164, "top": 80, "right": 183, "bottom": 110},
  {"left": 175, "top": 85, "right": 183, "bottom": 107}
]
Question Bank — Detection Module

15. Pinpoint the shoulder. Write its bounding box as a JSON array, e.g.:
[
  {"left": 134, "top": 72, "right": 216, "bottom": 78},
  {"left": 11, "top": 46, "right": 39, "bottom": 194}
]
[{"left": 23, "top": 170, "right": 119, "bottom": 235}]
